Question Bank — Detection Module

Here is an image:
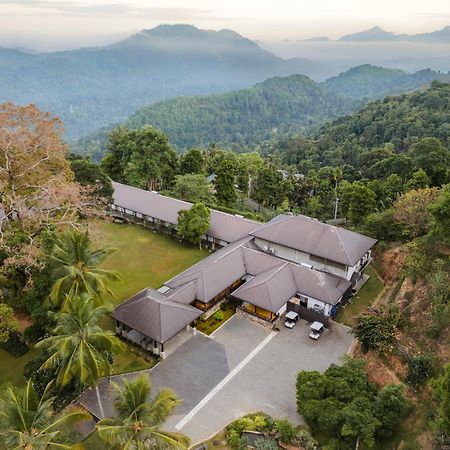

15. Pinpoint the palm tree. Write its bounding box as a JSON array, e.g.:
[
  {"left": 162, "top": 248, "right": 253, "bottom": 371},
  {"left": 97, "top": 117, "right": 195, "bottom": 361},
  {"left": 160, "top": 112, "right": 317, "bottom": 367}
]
[
  {"left": 49, "top": 229, "right": 120, "bottom": 308},
  {"left": 0, "top": 379, "right": 89, "bottom": 449},
  {"left": 96, "top": 375, "right": 190, "bottom": 450},
  {"left": 36, "top": 295, "right": 124, "bottom": 387}
]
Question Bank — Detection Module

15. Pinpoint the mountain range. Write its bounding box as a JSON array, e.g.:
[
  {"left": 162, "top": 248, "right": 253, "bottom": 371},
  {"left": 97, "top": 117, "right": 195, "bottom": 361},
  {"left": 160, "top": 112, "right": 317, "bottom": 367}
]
[
  {"left": 0, "top": 24, "right": 321, "bottom": 139},
  {"left": 322, "top": 25, "right": 450, "bottom": 43},
  {"left": 73, "top": 65, "right": 450, "bottom": 157}
]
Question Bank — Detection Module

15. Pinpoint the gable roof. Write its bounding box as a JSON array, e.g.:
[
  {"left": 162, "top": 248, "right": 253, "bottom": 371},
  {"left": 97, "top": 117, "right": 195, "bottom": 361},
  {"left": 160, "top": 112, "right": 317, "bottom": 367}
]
[
  {"left": 250, "top": 214, "right": 377, "bottom": 266},
  {"left": 113, "top": 288, "right": 201, "bottom": 343},
  {"left": 112, "top": 181, "right": 260, "bottom": 243}
]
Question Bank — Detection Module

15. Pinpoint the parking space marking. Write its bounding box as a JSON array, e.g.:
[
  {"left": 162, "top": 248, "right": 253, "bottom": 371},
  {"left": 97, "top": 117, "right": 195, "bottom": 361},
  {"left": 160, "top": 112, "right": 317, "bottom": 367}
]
[{"left": 175, "top": 331, "right": 277, "bottom": 430}]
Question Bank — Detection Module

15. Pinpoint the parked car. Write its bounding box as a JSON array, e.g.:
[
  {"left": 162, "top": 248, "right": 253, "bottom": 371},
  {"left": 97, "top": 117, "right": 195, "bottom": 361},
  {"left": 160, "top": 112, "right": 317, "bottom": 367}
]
[
  {"left": 309, "top": 321, "right": 325, "bottom": 340},
  {"left": 284, "top": 311, "right": 299, "bottom": 329}
]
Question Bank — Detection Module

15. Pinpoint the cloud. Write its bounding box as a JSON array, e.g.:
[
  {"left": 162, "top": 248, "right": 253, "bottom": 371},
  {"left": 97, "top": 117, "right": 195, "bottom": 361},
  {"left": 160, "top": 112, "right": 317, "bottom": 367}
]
[{"left": 0, "top": 0, "right": 214, "bottom": 19}]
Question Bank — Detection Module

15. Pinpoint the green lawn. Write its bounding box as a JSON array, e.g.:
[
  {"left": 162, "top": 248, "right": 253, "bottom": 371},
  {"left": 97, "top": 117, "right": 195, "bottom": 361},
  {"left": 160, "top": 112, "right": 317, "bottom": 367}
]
[
  {"left": 336, "top": 267, "right": 385, "bottom": 327},
  {"left": 0, "top": 221, "right": 207, "bottom": 389},
  {"left": 90, "top": 220, "right": 209, "bottom": 306},
  {"left": 92, "top": 220, "right": 208, "bottom": 367},
  {"left": 0, "top": 347, "right": 39, "bottom": 387}
]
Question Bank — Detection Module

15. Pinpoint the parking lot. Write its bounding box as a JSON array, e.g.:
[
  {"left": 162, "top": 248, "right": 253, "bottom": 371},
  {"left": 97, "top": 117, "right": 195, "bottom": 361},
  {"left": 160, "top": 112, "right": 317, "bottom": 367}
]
[{"left": 79, "top": 315, "right": 354, "bottom": 444}]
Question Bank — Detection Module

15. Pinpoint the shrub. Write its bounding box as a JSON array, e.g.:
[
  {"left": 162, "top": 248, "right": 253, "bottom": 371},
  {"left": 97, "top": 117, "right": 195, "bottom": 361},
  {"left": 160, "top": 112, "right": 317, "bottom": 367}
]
[
  {"left": 253, "top": 415, "right": 268, "bottom": 431},
  {"left": 228, "top": 417, "right": 255, "bottom": 434},
  {"left": 295, "top": 430, "right": 319, "bottom": 450},
  {"left": 254, "top": 438, "right": 278, "bottom": 450},
  {"left": 352, "top": 309, "right": 398, "bottom": 354},
  {"left": 407, "top": 355, "right": 433, "bottom": 386},
  {"left": 275, "top": 419, "right": 296, "bottom": 443},
  {"left": 214, "top": 310, "right": 224, "bottom": 321},
  {"left": 23, "top": 323, "right": 46, "bottom": 343},
  {"left": 226, "top": 429, "right": 242, "bottom": 448},
  {"left": 1, "top": 332, "right": 28, "bottom": 356}
]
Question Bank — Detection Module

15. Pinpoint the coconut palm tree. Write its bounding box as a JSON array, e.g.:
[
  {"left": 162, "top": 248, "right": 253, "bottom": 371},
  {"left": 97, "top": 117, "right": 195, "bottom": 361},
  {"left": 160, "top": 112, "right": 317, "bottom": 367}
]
[
  {"left": 36, "top": 295, "right": 124, "bottom": 387},
  {"left": 49, "top": 229, "right": 120, "bottom": 308},
  {"left": 0, "top": 379, "right": 89, "bottom": 449},
  {"left": 96, "top": 375, "right": 190, "bottom": 450}
]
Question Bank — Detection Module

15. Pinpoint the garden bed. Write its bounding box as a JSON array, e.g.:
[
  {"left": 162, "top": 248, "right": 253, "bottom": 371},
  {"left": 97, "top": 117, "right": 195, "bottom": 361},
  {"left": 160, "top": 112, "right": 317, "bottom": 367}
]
[{"left": 195, "top": 302, "right": 236, "bottom": 335}]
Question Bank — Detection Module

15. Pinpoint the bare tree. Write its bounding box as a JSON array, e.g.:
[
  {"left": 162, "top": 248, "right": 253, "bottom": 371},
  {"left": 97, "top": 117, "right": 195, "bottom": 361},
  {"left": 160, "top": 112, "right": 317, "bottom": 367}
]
[{"left": 0, "top": 103, "right": 100, "bottom": 282}]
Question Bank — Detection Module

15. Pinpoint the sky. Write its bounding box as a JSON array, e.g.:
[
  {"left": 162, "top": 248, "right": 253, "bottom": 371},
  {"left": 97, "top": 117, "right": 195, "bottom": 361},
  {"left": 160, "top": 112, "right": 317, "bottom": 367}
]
[{"left": 1, "top": 0, "right": 450, "bottom": 50}]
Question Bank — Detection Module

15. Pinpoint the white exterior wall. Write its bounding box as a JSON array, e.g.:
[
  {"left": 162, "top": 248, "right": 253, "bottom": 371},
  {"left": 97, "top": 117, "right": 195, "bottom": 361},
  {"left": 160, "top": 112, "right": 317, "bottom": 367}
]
[
  {"left": 254, "top": 238, "right": 348, "bottom": 279},
  {"left": 347, "top": 250, "right": 372, "bottom": 280},
  {"left": 254, "top": 238, "right": 311, "bottom": 265},
  {"left": 276, "top": 303, "right": 287, "bottom": 316},
  {"left": 306, "top": 296, "right": 333, "bottom": 317}
]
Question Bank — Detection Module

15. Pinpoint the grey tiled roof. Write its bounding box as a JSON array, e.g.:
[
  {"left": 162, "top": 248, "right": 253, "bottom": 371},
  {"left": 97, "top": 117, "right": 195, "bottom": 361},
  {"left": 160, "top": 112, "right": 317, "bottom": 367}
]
[
  {"left": 232, "top": 253, "right": 351, "bottom": 311},
  {"left": 232, "top": 263, "right": 296, "bottom": 313},
  {"left": 113, "top": 288, "right": 201, "bottom": 343},
  {"left": 165, "top": 237, "right": 249, "bottom": 302},
  {"left": 165, "top": 241, "right": 351, "bottom": 312},
  {"left": 250, "top": 214, "right": 377, "bottom": 266},
  {"left": 112, "top": 181, "right": 260, "bottom": 243}
]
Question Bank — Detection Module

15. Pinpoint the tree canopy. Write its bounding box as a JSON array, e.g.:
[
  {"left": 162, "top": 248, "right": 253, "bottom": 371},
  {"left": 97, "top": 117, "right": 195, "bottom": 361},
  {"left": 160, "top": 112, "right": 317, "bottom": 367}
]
[
  {"left": 177, "top": 203, "right": 210, "bottom": 248},
  {"left": 101, "top": 126, "right": 178, "bottom": 190}
]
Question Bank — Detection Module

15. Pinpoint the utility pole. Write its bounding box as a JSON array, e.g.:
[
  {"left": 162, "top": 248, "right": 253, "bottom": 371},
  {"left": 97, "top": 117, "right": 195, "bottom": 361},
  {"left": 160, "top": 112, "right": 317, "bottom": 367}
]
[
  {"left": 333, "top": 174, "right": 339, "bottom": 221},
  {"left": 334, "top": 196, "right": 339, "bottom": 221}
]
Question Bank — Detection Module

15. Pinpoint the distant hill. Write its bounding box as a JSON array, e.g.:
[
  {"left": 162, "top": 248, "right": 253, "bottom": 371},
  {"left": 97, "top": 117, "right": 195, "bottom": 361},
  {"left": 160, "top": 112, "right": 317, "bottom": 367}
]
[
  {"left": 319, "top": 81, "right": 450, "bottom": 150},
  {"left": 0, "top": 24, "right": 321, "bottom": 139},
  {"left": 73, "top": 65, "right": 450, "bottom": 157},
  {"left": 269, "top": 81, "right": 450, "bottom": 174},
  {"left": 340, "top": 26, "right": 398, "bottom": 42},
  {"left": 73, "top": 75, "right": 359, "bottom": 156},
  {"left": 324, "top": 65, "right": 450, "bottom": 99},
  {"left": 340, "top": 25, "right": 450, "bottom": 43}
]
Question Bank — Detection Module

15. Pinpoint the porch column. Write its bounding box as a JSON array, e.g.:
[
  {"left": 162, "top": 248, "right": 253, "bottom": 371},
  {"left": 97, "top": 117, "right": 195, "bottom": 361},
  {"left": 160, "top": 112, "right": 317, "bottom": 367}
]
[{"left": 160, "top": 342, "right": 166, "bottom": 359}]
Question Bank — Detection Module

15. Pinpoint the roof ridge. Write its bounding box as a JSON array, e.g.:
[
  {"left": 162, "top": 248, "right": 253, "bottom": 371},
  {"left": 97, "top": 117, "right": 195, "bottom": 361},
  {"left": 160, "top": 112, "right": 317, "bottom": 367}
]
[
  {"left": 332, "top": 227, "right": 353, "bottom": 265},
  {"left": 265, "top": 263, "right": 292, "bottom": 308},
  {"left": 253, "top": 261, "right": 287, "bottom": 287},
  {"left": 113, "top": 180, "right": 259, "bottom": 224}
]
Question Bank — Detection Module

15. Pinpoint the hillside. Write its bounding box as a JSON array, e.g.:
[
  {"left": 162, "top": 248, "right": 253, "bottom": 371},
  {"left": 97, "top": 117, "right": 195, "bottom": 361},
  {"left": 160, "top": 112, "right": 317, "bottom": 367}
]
[
  {"left": 0, "top": 24, "right": 320, "bottom": 139},
  {"left": 270, "top": 81, "right": 450, "bottom": 170},
  {"left": 74, "top": 66, "right": 450, "bottom": 157},
  {"left": 324, "top": 65, "right": 450, "bottom": 99},
  {"left": 73, "top": 75, "right": 358, "bottom": 155}
]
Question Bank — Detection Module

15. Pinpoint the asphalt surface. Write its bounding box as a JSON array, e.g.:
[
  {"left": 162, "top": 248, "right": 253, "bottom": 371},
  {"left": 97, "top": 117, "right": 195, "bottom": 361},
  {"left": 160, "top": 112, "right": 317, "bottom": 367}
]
[{"left": 79, "top": 315, "right": 354, "bottom": 445}]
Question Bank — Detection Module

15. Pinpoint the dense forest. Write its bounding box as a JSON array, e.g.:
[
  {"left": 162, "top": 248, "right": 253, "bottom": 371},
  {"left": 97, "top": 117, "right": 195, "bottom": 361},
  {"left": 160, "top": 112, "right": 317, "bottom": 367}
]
[
  {"left": 323, "top": 65, "right": 450, "bottom": 99},
  {"left": 74, "top": 66, "right": 450, "bottom": 156},
  {"left": 270, "top": 80, "right": 450, "bottom": 172}
]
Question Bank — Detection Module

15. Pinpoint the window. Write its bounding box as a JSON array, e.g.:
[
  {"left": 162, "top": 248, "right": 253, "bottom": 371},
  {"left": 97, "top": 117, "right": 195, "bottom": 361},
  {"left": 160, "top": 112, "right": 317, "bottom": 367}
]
[{"left": 310, "top": 255, "right": 325, "bottom": 267}]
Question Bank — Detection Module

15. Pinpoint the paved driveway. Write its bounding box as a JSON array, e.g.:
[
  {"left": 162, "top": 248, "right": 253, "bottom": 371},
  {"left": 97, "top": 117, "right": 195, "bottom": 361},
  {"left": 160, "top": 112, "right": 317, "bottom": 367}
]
[{"left": 79, "top": 315, "right": 353, "bottom": 444}]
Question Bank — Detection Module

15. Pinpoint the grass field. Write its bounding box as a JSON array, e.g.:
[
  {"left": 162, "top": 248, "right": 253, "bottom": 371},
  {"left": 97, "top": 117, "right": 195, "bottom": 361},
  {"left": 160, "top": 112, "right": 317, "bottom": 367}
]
[
  {"left": 0, "top": 221, "right": 207, "bottom": 389},
  {"left": 90, "top": 220, "right": 209, "bottom": 306},
  {"left": 0, "top": 347, "right": 39, "bottom": 387},
  {"left": 336, "top": 266, "right": 385, "bottom": 327}
]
